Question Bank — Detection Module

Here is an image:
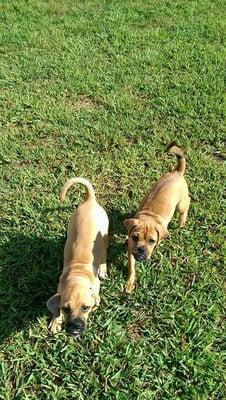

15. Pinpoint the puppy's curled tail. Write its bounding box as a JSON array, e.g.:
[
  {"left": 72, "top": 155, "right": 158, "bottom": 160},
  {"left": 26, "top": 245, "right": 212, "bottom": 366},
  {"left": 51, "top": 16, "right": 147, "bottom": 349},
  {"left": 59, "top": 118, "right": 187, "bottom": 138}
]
[
  {"left": 166, "top": 142, "right": 186, "bottom": 175},
  {"left": 60, "top": 177, "right": 96, "bottom": 202}
]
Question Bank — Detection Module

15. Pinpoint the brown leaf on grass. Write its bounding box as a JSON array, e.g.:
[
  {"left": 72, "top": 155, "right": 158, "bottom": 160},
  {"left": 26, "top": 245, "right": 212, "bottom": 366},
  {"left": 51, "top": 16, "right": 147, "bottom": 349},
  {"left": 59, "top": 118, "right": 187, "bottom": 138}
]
[{"left": 126, "top": 323, "right": 142, "bottom": 341}]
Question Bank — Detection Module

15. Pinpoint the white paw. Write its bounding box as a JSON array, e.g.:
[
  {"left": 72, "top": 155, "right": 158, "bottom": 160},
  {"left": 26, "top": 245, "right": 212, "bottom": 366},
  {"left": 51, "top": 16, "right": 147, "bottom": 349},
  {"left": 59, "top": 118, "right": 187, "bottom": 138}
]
[
  {"left": 98, "top": 266, "right": 108, "bottom": 280},
  {"left": 48, "top": 318, "right": 63, "bottom": 334}
]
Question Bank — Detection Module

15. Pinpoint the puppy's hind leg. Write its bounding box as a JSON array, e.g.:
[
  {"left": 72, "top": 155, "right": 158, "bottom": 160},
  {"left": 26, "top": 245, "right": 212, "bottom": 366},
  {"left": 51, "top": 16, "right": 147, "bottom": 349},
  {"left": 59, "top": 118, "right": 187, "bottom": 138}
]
[
  {"left": 98, "top": 263, "right": 107, "bottom": 279},
  {"left": 98, "top": 234, "right": 108, "bottom": 280},
  {"left": 177, "top": 196, "right": 190, "bottom": 227}
]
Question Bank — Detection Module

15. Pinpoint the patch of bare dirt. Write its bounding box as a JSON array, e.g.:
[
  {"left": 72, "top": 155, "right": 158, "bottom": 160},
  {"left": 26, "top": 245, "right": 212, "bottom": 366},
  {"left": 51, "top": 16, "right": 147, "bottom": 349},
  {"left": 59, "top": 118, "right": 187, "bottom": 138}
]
[{"left": 74, "top": 95, "right": 100, "bottom": 111}]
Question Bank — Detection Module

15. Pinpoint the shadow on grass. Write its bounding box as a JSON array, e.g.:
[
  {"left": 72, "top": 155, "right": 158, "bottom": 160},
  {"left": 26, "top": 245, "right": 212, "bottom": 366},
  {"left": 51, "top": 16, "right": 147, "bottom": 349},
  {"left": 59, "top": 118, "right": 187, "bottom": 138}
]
[
  {"left": 107, "top": 208, "right": 129, "bottom": 275},
  {"left": 0, "top": 233, "right": 65, "bottom": 343},
  {"left": 0, "top": 209, "right": 128, "bottom": 343}
]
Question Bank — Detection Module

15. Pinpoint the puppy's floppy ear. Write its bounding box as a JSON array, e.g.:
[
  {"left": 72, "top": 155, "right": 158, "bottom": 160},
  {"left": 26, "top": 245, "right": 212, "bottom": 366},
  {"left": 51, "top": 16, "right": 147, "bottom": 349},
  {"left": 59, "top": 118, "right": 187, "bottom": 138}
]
[
  {"left": 155, "top": 224, "right": 169, "bottom": 244},
  {"left": 123, "top": 218, "right": 140, "bottom": 233},
  {"left": 47, "top": 294, "right": 61, "bottom": 317}
]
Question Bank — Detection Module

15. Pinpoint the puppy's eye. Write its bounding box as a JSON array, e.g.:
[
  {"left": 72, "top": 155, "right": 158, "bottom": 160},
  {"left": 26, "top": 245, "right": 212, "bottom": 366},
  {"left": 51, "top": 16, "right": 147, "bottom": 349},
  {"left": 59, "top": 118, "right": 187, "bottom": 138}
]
[
  {"left": 81, "top": 305, "right": 90, "bottom": 313},
  {"left": 148, "top": 238, "right": 155, "bottom": 245},
  {"left": 132, "top": 234, "right": 139, "bottom": 242},
  {"left": 62, "top": 305, "right": 71, "bottom": 314}
]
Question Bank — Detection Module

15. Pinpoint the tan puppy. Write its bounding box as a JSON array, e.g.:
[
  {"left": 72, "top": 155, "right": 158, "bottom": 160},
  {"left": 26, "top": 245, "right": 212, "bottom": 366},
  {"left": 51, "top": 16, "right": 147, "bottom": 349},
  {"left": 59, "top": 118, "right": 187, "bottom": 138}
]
[
  {"left": 47, "top": 178, "right": 109, "bottom": 337},
  {"left": 123, "top": 143, "right": 190, "bottom": 293}
]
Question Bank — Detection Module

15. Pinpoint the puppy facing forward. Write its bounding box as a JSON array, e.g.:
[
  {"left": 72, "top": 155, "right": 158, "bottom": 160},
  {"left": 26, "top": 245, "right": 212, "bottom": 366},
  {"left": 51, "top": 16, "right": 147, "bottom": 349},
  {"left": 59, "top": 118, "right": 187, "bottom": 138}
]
[
  {"left": 123, "top": 143, "right": 190, "bottom": 293},
  {"left": 47, "top": 177, "right": 109, "bottom": 338}
]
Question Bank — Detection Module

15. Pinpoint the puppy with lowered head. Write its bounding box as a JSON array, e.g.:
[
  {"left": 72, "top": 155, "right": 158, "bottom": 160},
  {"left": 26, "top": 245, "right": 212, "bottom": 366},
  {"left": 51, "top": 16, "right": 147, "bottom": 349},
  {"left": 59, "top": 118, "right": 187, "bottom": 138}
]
[
  {"left": 47, "top": 178, "right": 109, "bottom": 338},
  {"left": 124, "top": 143, "right": 190, "bottom": 293}
]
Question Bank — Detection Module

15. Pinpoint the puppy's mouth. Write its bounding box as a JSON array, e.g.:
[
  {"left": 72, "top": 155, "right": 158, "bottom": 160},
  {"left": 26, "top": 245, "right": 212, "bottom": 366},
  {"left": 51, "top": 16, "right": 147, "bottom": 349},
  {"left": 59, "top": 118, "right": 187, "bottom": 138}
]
[
  {"left": 132, "top": 247, "right": 147, "bottom": 261},
  {"left": 66, "top": 318, "right": 86, "bottom": 338},
  {"left": 133, "top": 253, "right": 147, "bottom": 261}
]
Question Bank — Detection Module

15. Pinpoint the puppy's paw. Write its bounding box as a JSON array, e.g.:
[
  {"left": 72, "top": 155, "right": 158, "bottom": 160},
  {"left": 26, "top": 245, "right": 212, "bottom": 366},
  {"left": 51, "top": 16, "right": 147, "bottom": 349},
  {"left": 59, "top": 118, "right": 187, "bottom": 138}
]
[
  {"left": 125, "top": 281, "right": 135, "bottom": 294},
  {"left": 98, "top": 270, "right": 108, "bottom": 280},
  {"left": 98, "top": 265, "right": 108, "bottom": 280},
  {"left": 48, "top": 317, "right": 63, "bottom": 335},
  {"left": 179, "top": 220, "right": 187, "bottom": 227}
]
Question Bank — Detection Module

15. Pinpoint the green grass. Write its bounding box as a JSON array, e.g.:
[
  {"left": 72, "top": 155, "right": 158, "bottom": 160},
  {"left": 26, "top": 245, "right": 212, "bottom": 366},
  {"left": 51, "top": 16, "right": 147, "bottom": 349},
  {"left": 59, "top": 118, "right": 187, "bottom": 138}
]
[{"left": 0, "top": 0, "right": 225, "bottom": 398}]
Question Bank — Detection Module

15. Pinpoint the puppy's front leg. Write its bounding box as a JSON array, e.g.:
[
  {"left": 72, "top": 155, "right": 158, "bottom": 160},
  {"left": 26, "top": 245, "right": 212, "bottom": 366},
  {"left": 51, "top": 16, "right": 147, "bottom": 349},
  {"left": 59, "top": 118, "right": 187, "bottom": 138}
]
[
  {"left": 48, "top": 311, "right": 64, "bottom": 335},
  {"left": 125, "top": 244, "right": 136, "bottom": 294}
]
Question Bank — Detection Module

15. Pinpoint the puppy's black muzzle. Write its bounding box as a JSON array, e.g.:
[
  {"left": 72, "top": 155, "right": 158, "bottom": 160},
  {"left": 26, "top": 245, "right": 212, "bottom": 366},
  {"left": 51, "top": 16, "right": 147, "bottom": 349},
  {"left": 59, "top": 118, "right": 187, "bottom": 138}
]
[
  {"left": 66, "top": 318, "right": 86, "bottom": 338},
  {"left": 133, "top": 246, "right": 147, "bottom": 261}
]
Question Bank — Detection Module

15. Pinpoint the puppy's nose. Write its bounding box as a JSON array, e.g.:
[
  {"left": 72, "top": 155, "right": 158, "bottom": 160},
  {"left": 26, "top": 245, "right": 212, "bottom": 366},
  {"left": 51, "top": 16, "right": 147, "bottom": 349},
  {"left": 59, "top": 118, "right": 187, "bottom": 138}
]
[
  {"left": 137, "top": 246, "right": 146, "bottom": 254},
  {"left": 133, "top": 246, "right": 147, "bottom": 261},
  {"left": 66, "top": 318, "right": 86, "bottom": 337}
]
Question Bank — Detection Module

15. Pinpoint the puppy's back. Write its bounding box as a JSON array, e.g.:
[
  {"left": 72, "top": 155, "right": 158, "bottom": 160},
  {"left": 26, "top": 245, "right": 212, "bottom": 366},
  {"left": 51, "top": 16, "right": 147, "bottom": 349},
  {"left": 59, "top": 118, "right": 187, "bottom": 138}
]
[{"left": 61, "top": 178, "right": 108, "bottom": 268}]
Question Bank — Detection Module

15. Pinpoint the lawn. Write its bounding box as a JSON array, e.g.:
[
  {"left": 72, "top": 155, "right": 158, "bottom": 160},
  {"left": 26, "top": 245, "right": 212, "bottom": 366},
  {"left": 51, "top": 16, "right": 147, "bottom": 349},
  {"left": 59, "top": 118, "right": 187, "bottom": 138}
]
[{"left": 0, "top": 0, "right": 225, "bottom": 398}]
